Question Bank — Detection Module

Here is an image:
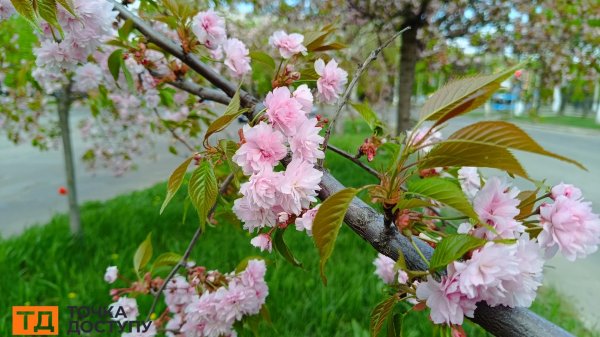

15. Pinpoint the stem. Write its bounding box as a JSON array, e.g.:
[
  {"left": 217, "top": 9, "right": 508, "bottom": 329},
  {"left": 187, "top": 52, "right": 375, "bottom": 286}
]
[
  {"left": 423, "top": 215, "right": 469, "bottom": 221},
  {"left": 327, "top": 144, "right": 380, "bottom": 178},
  {"left": 410, "top": 238, "right": 429, "bottom": 267},
  {"left": 321, "top": 27, "right": 411, "bottom": 159},
  {"left": 145, "top": 172, "right": 235, "bottom": 320}
]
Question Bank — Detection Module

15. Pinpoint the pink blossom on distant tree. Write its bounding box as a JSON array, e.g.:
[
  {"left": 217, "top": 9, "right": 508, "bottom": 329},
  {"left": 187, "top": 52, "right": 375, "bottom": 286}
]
[{"left": 73, "top": 63, "right": 103, "bottom": 92}]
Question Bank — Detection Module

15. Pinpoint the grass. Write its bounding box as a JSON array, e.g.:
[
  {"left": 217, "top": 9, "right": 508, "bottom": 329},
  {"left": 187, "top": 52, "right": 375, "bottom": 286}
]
[{"left": 0, "top": 129, "right": 597, "bottom": 337}]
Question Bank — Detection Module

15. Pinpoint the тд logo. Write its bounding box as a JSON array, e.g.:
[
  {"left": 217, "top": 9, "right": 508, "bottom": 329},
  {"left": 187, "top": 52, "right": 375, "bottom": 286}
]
[{"left": 12, "top": 306, "right": 59, "bottom": 335}]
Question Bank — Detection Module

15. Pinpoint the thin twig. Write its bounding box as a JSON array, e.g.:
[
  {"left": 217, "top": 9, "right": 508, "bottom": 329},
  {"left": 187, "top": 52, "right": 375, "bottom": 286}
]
[
  {"left": 327, "top": 144, "right": 380, "bottom": 178},
  {"left": 146, "top": 172, "right": 235, "bottom": 320},
  {"left": 321, "top": 27, "right": 411, "bottom": 156},
  {"left": 153, "top": 108, "right": 196, "bottom": 153}
]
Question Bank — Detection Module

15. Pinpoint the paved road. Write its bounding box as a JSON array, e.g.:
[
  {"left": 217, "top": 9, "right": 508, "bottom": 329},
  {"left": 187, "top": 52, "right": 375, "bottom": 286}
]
[
  {"left": 0, "top": 107, "right": 186, "bottom": 237},
  {"left": 1, "top": 111, "right": 599, "bottom": 328}
]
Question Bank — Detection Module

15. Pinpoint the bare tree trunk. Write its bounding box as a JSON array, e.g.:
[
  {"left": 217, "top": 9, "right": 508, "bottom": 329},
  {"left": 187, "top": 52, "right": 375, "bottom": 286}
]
[
  {"left": 395, "top": 27, "right": 418, "bottom": 135},
  {"left": 57, "top": 84, "right": 82, "bottom": 236}
]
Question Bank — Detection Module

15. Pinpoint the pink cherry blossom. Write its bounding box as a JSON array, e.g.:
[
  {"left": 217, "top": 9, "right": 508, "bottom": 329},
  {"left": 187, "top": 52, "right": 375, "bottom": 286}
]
[
  {"left": 373, "top": 253, "right": 408, "bottom": 285},
  {"left": 223, "top": 38, "right": 251, "bottom": 77},
  {"left": 279, "top": 159, "right": 322, "bottom": 215},
  {"left": 458, "top": 167, "right": 480, "bottom": 200},
  {"left": 551, "top": 182, "right": 583, "bottom": 201},
  {"left": 250, "top": 234, "right": 272, "bottom": 252},
  {"left": 0, "top": 0, "right": 15, "bottom": 20},
  {"left": 292, "top": 84, "right": 313, "bottom": 113},
  {"left": 539, "top": 195, "right": 600, "bottom": 261},
  {"left": 164, "top": 275, "right": 195, "bottom": 313},
  {"left": 104, "top": 266, "right": 118, "bottom": 284},
  {"left": 289, "top": 118, "right": 324, "bottom": 163},
  {"left": 109, "top": 296, "right": 139, "bottom": 323},
  {"left": 295, "top": 204, "right": 320, "bottom": 235},
  {"left": 232, "top": 122, "right": 287, "bottom": 175},
  {"left": 232, "top": 196, "right": 277, "bottom": 232},
  {"left": 264, "top": 86, "right": 307, "bottom": 136},
  {"left": 268, "top": 30, "right": 307, "bottom": 59},
  {"left": 409, "top": 127, "right": 443, "bottom": 153},
  {"left": 472, "top": 177, "right": 524, "bottom": 239},
  {"left": 314, "top": 58, "right": 348, "bottom": 104},
  {"left": 452, "top": 242, "right": 520, "bottom": 299},
  {"left": 415, "top": 265, "right": 477, "bottom": 325},
  {"left": 73, "top": 63, "right": 103, "bottom": 92},
  {"left": 240, "top": 168, "right": 282, "bottom": 208},
  {"left": 191, "top": 10, "right": 227, "bottom": 50}
]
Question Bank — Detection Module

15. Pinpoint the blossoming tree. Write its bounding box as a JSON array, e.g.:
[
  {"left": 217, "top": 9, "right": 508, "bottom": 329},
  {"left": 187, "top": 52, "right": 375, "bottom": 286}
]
[{"left": 3, "top": 1, "right": 600, "bottom": 337}]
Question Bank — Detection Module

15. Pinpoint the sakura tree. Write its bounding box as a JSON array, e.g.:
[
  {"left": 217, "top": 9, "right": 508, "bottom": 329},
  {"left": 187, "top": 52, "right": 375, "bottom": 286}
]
[{"left": 3, "top": 1, "right": 600, "bottom": 337}]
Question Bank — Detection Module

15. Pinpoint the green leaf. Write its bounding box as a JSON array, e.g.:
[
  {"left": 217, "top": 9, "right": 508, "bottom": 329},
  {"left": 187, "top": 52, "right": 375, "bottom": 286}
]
[
  {"left": 350, "top": 101, "right": 384, "bottom": 134},
  {"left": 107, "top": 49, "right": 123, "bottom": 83},
  {"left": 272, "top": 230, "right": 303, "bottom": 268},
  {"left": 56, "top": 0, "right": 75, "bottom": 16},
  {"left": 37, "top": 0, "right": 62, "bottom": 35},
  {"left": 133, "top": 233, "right": 153, "bottom": 274},
  {"left": 393, "top": 198, "right": 434, "bottom": 212},
  {"left": 516, "top": 190, "right": 537, "bottom": 220},
  {"left": 444, "top": 121, "right": 585, "bottom": 170},
  {"left": 118, "top": 19, "right": 135, "bottom": 40},
  {"left": 160, "top": 156, "right": 193, "bottom": 214},
  {"left": 10, "top": 0, "right": 38, "bottom": 27},
  {"left": 429, "top": 234, "right": 486, "bottom": 271},
  {"left": 188, "top": 160, "right": 218, "bottom": 228},
  {"left": 203, "top": 90, "right": 242, "bottom": 148},
  {"left": 152, "top": 252, "right": 181, "bottom": 270},
  {"left": 370, "top": 295, "right": 399, "bottom": 337},
  {"left": 311, "top": 42, "right": 346, "bottom": 52},
  {"left": 420, "top": 63, "right": 525, "bottom": 126},
  {"left": 406, "top": 178, "right": 478, "bottom": 220},
  {"left": 313, "top": 187, "right": 358, "bottom": 285},
  {"left": 394, "top": 250, "right": 407, "bottom": 274},
  {"left": 250, "top": 51, "right": 276, "bottom": 70},
  {"left": 419, "top": 142, "right": 528, "bottom": 178}
]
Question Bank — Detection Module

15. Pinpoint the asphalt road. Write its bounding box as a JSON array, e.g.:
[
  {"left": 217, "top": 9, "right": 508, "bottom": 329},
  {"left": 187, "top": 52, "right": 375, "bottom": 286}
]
[{"left": 1, "top": 112, "right": 599, "bottom": 328}]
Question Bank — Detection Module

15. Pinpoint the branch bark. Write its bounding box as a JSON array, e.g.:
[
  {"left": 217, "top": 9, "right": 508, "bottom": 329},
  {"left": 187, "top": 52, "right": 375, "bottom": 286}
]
[{"left": 109, "top": 2, "right": 574, "bottom": 336}]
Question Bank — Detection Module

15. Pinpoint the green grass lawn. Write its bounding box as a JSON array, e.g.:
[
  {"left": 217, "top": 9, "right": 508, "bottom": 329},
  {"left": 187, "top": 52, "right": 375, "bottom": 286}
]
[
  {"left": 515, "top": 115, "right": 600, "bottom": 130},
  {"left": 1, "top": 129, "right": 597, "bottom": 336}
]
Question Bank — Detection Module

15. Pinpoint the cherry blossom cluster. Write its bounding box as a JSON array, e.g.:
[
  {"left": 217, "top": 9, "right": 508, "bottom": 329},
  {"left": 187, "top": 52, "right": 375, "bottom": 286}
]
[
  {"left": 32, "top": 0, "right": 117, "bottom": 92},
  {"left": 231, "top": 31, "right": 348, "bottom": 250},
  {"left": 191, "top": 10, "right": 251, "bottom": 78},
  {"left": 104, "top": 259, "right": 268, "bottom": 337},
  {"left": 372, "top": 164, "right": 600, "bottom": 326}
]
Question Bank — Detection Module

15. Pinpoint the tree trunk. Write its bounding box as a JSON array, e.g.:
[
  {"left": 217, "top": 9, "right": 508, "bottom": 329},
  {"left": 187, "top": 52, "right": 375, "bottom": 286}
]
[
  {"left": 395, "top": 27, "right": 418, "bottom": 135},
  {"left": 57, "top": 84, "right": 82, "bottom": 237}
]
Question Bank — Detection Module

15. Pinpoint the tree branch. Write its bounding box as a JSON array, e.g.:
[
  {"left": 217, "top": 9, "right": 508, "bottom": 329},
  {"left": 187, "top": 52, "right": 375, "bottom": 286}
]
[
  {"left": 110, "top": 3, "right": 574, "bottom": 336},
  {"left": 327, "top": 144, "right": 379, "bottom": 178},
  {"left": 167, "top": 79, "right": 232, "bottom": 106},
  {"left": 321, "top": 27, "right": 410, "bottom": 153},
  {"left": 152, "top": 108, "right": 196, "bottom": 153}
]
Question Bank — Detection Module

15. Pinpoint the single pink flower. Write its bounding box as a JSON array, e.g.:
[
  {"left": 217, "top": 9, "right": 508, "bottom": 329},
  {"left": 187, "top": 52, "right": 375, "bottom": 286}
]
[
  {"left": 265, "top": 86, "right": 307, "bottom": 136},
  {"left": 240, "top": 168, "right": 283, "bottom": 209},
  {"left": 104, "top": 266, "right": 118, "bottom": 284},
  {"left": 415, "top": 265, "right": 477, "bottom": 325},
  {"left": 314, "top": 58, "right": 348, "bottom": 104},
  {"left": 288, "top": 118, "right": 324, "bottom": 164},
  {"left": 223, "top": 38, "right": 251, "bottom": 77},
  {"left": 250, "top": 234, "right": 272, "bottom": 252},
  {"left": 292, "top": 84, "right": 313, "bottom": 113},
  {"left": 268, "top": 30, "right": 307, "bottom": 59},
  {"left": 295, "top": 204, "right": 320, "bottom": 235},
  {"left": 472, "top": 177, "right": 524, "bottom": 239},
  {"left": 232, "top": 122, "right": 287, "bottom": 175},
  {"left": 232, "top": 196, "right": 277, "bottom": 232},
  {"left": 551, "top": 182, "right": 583, "bottom": 201},
  {"left": 539, "top": 195, "right": 600, "bottom": 261},
  {"left": 191, "top": 10, "right": 226, "bottom": 50},
  {"left": 279, "top": 159, "right": 322, "bottom": 215},
  {"left": 372, "top": 253, "right": 408, "bottom": 285}
]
